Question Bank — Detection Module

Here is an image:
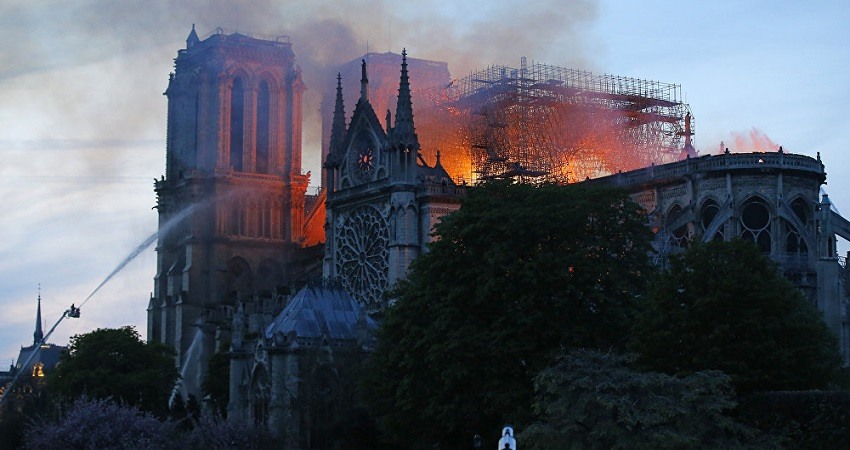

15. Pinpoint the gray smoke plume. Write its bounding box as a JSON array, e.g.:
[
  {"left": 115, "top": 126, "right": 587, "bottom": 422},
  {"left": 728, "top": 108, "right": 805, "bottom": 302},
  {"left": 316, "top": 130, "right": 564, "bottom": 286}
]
[{"left": 0, "top": 0, "right": 598, "bottom": 178}]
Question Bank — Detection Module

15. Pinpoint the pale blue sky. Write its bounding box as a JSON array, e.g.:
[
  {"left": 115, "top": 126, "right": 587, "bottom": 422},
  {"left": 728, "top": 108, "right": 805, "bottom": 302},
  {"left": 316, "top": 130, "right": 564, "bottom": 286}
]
[{"left": 1, "top": 0, "right": 848, "bottom": 364}]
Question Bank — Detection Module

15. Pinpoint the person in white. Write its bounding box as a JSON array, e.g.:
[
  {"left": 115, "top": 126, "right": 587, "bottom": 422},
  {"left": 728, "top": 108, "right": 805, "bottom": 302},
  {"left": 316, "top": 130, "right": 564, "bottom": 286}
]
[{"left": 498, "top": 426, "right": 517, "bottom": 450}]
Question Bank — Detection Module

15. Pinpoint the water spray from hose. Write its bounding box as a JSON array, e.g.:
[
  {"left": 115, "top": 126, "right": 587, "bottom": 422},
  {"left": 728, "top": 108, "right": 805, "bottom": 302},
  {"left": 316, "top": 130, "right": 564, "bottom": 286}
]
[{"left": 0, "top": 202, "right": 200, "bottom": 408}]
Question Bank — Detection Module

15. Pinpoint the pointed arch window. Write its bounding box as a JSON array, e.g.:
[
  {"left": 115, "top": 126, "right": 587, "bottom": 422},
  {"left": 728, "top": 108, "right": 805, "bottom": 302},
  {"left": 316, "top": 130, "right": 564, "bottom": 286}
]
[
  {"left": 786, "top": 197, "right": 809, "bottom": 255},
  {"left": 256, "top": 81, "right": 271, "bottom": 174},
  {"left": 740, "top": 197, "right": 772, "bottom": 253},
  {"left": 700, "top": 199, "right": 724, "bottom": 241},
  {"left": 251, "top": 366, "right": 270, "bottom": 426},
  {"left": 191, "top": 91, "right": 200, "bottom": 168},
  {"left": 230, "top": 78, "right": 245, "bottom": 171},
  {"left": 666, "top": 204, "right": 690, "bottom": 248}
]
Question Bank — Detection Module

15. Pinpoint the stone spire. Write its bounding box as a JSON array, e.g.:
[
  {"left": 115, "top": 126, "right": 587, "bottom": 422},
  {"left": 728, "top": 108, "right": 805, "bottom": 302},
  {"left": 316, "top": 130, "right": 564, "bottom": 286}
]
[
  {"left": 391, "top": 49, "right": 419, "bottom": 151},
  {"left": 186, "top": 24, "right": 200, "bottom": 49},
  {"left": 34, "top": 285, "right": 43, "bottom": 345},
  {"left": 329, "top": 73, "right": 346, "bottom": 157},
  {"left": 359, "top": 59, "right": 368, "bottom": 102}
]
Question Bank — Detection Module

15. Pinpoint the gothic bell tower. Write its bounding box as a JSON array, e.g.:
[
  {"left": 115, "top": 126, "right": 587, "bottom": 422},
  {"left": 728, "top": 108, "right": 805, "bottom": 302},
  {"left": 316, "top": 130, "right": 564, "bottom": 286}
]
[{"left": 148, "top": 26, "right": 310, "bottom": 373}]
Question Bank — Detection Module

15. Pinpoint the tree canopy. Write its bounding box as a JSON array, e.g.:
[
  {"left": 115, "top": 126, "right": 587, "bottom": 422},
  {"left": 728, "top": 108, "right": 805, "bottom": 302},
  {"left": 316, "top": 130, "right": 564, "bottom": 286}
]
[
  {"left": 522, "top": 349, "right": 772, "bottom": 450},
  {"left": 361, "top": 181, "right": 654, "bottom": 446},
  {"left": 632, "top": 239, "right": 841, "bottom": 393},
  {"left": 48, "top": 326, "right": 178, "bottom": 415},
  {"left": 201, "top": 351, "right": 230, "bottom": 417}
]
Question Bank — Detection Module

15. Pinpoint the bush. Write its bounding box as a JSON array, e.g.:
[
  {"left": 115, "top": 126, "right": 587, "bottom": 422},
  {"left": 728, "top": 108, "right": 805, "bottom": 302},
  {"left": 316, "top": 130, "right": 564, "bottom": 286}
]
[
  {"left": 738, "top": 391, "right": 850, "bottom": 449},
  {"left": 522, "top": 349, "right": 774, "bottom": 450},
  {"left": 180, "top": 413, "right": 279, "bottom": 449},
  {"left": 25, "top": 397, "right": 176, "bottom": 450}
]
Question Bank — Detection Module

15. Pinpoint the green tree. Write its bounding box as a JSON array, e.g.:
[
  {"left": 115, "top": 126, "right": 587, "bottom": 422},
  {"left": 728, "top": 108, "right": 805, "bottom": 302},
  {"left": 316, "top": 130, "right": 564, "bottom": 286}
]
[
  {"left": 361, "top": 181, "right": 654, "bottom": 447},
  {"left": 632, "top": 239, "right": 841, "bottom": 393},
  {"left": 0, "top": 374, "right": 52, "bottom": 449},
  {"left": 48, "top": 327, "right": 178, "bottom": 415},
  {"left": 522, "top": 349, "right": 774, "bottom": 450},
  {"left": 201, "top": 351, "right": 230, "bottom": 417}
]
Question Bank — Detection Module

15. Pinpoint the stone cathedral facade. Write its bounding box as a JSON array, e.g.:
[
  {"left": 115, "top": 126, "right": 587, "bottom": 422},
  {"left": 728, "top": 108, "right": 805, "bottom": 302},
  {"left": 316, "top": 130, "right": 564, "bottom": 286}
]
[
  {"left": 322, "top": 52, "right": 465, "bottom": 311},
  {"left": 150, "top": 27, "right": 850, "bottom": 449},
  {"left": 148, "top": 28, "right": 324, "bottom": 397},
  {"left": 224, "top": 52, "right": 464, "bottom": 448},
  {"left": 149, "top": 29, "right": 463, "bottom": 448}
]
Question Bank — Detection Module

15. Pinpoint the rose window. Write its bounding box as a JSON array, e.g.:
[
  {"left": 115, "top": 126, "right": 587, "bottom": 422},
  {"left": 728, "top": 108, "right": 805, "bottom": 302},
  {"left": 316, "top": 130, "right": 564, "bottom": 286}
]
[{"left": 335, "top": 205, "right": 389, "bottom": 307}]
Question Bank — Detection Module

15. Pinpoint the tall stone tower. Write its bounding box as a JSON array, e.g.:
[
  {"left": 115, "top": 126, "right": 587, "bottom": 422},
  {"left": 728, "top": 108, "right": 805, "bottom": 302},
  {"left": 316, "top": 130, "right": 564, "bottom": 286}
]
[{"left": 148, "top": 27, "right": 310, "bottom": 377}]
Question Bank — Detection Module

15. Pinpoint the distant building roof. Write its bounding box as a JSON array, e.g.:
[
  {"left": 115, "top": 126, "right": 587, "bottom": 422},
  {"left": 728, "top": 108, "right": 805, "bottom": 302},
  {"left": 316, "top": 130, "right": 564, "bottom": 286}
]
[
  {"left": 16, "top": 343, "right": 65, "bottom": 376},
  {"left": 264, "top": 285, "right": 377, "bottom": 345}
]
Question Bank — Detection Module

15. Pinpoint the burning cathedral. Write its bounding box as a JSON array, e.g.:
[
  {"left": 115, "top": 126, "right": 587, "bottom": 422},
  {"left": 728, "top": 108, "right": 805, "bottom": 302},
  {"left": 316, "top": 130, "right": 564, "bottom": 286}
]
[{"left": 148, "top": 27, "right": 850, "bottom": 447}]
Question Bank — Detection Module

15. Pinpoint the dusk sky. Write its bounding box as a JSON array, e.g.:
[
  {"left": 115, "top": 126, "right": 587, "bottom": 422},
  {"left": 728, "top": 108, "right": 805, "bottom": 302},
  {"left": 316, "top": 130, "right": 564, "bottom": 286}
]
[{"left": 1, "top": 0, "right": 848, "bottom": 365}]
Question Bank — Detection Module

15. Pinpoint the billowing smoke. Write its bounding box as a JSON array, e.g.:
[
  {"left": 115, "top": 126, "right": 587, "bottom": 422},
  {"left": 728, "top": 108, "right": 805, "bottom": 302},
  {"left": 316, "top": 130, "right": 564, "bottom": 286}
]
[
  {"left": 711, "top": 127, "right": 782, "bottom": 154},
  {"left": 730, "top": 127, "right": 782, "bottom": 153},
  {"left": 0, "top": 0, "right": 599, "bottom": 179},
  {"left": 0, "top": 1, "right": 598, "bottom": 361}
]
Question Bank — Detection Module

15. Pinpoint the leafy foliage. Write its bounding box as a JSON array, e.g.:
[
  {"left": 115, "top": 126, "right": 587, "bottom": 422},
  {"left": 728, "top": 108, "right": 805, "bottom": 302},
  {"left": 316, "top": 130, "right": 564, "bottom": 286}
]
[
  {"left": 24, "top": 397, "right": 281, "bottom": 450},
  {"left": 201, "top": 351, "right": 230, "bottom": 417},
  {"left": 24, "top": 397, "right": 176, "bottom": 450},
  {"left": 48, "top": 327, "right": 178, "bottom": 416},
  {"left": 361, "top": 181, "right": 654, "bottom": 446},
  {"left": 179, "top": 413, "right": 278, "bottom": 449},
  {"left": 632, "top": 239, "right": 841, "bottom": 393},
  {"left": 522, "top": 349, "right": 774, "bottom": 450},
  {"left": 739, "top": 391, "right": 850, "bottom": 449}
]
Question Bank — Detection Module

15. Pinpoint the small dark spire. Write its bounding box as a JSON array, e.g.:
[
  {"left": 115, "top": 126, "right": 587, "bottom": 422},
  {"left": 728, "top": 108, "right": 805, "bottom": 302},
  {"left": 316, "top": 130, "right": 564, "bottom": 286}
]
[
  {"left": 186, "top": 23, "right": 200, "bottom": 48},
  {"left": 435, "top": 150, "right": 442, "bottom": 166},
  {"left": 391, "top": 48, "right": 419, "bottom": 151},
  {"left": 330, "top": 73, "right": 346, "bottom": 152},
  {"left": 360, "top": 59, "right": 368, "bottom": 101},
  {"left": 34, "top": 285, "right": 43, "bottom": 345},
  {"left": 386, "top": 109, "right": 392, "bottom": 131}
]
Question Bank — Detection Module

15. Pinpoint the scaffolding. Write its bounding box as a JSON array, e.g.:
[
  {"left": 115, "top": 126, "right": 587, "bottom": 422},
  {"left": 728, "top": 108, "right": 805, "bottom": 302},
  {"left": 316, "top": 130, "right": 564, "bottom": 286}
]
[{"left": 416, "top": 58, "right": 694, "bottom": 183}]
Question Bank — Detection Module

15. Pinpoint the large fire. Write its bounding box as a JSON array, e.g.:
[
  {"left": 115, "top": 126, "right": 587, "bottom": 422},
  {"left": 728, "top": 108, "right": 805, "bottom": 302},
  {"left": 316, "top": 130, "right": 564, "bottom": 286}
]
[
  {"left": 328, "top": 54, "right": 694, "bottom": 185},
  {"left": 413, "top": 59, "right": 692, "bottom": 184}
]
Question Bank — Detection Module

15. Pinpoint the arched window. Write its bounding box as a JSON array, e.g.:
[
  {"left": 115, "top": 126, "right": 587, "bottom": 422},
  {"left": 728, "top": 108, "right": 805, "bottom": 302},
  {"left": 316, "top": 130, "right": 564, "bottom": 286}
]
[
  {"left": 274, "top": 199, "right": 284, "bottom": 240},
  {"left": 700, "top": 199, "right": 724, "bottom": 241},
  {"left": 791, "top": 197, "right": 809, "bottom": 224},
  {"left": 231, "top": 200, "right": 242, "bottom": 236},
  {"left": 309, "top": 366, "right": 339, "bottom": 449},
  {"left": 740, "top": 198, "right": 771, "bottom": 253},
  {"left": 230, "top": 78, "right": 245, "bottom": 171},
  {"left": 786, "top": 197, "right": 809, "bottom": 255},
  {"left": 256, "top": 80, "right": 271, "bottom": 174},
  {"left": 225, "top": 257, "right": 253, "bottom": 298},
  {"left": 251, "top": 366, "right": 270, "bottom": 427},
  {"left": 667, "top": 204, "right": 689, "bottom": 248},
  {"left": 256, "top": 260, "right": 283, "bottom": 293},
  {"left": 191, "top": 92, "right": 200, "bottom": 168}
]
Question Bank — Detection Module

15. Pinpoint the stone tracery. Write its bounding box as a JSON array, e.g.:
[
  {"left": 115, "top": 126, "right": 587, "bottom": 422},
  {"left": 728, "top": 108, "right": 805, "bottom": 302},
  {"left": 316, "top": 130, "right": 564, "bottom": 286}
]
[{"left": 334, "top": 205, "right": 390, "bottom": 307}]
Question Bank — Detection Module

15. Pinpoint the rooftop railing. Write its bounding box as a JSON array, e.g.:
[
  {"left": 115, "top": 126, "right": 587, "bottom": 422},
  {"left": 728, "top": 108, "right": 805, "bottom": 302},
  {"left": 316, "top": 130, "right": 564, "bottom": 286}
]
[{"left": 590, "top": 152, "right": 824, "bottom": 188}]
